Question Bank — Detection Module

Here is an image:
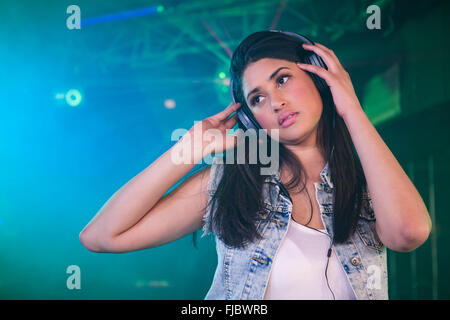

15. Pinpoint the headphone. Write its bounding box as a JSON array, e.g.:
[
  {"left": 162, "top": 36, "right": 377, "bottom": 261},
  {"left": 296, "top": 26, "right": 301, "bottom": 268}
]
[{"left": 230, "top": 29, "right": 337, "bottom": 300}]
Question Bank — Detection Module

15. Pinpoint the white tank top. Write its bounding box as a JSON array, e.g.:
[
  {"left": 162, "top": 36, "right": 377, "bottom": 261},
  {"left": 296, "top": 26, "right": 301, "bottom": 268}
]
[{"left": 263, "top": 217, "right": 356, "bottom": 300}]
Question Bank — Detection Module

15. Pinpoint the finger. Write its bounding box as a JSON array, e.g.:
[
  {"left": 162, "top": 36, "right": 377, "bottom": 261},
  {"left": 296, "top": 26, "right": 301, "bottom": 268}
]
[
  {"left": 224, "top": 133, "right": 239, "bottom": 150},
  {"left": 302, "top": 43, "right": 340, "bottom": 73},
  {"left": 314, "top": 43, "right": 346, "bottom": 70},
  {"left": 224, "top": 113, "right": 238, "bottom": 128},
  {"left": 313, "top": 42, "right": 333, "bottom": 54},
  {"left": 228, "top": 128, "right": 242, "bottom": 146},
  {"left": 296, "top": 62, "right": 334, "bottom": 83},
  {"left": 215, "top": 102, "right": 241, "bottom": 121}
]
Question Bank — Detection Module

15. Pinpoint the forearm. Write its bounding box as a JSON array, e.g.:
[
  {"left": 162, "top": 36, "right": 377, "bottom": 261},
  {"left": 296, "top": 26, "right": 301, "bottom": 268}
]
[
  {"left": 80, "top": 135, "right": 200, "bottom": 240},
  {"left": 343, "top": 107, "right": 432, "bottom": 249}
]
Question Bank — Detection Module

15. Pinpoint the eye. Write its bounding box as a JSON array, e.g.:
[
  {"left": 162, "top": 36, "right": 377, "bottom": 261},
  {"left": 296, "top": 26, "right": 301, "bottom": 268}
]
[
  {"left": 250, "top": 74, "right": 291, "bottom": 107},
  {"left": 277, "top": 74, "right": 290, "bottom": 86}
]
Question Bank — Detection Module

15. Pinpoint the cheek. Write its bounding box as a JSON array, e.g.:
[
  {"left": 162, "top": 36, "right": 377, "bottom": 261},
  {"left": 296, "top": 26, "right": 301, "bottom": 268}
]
[
  {"left": 293, "top": 83, "right": 323, "bottom": 115},
  {"left": 253, "top": 112, "right": 275, "bottom": 129},
  {"left": 292, "top": 82, "right": 314, "bottom": 102}
]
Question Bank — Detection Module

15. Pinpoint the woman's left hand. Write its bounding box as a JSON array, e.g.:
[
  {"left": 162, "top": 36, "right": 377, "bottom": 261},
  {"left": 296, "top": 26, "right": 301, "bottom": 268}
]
[{"left": 297, "top": 42, "right": 363, "bottom": 121}]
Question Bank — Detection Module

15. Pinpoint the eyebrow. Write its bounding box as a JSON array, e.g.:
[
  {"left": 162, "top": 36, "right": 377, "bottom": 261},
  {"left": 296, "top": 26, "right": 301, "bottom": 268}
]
[{"left": 246, "top": 66, "right": 290, "bottom": 101}]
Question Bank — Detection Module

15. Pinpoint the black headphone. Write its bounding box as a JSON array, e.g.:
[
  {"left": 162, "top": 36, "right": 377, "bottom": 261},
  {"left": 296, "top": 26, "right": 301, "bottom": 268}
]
[{"left": 230, "top": 30, "right": 337, "bottom": 299}]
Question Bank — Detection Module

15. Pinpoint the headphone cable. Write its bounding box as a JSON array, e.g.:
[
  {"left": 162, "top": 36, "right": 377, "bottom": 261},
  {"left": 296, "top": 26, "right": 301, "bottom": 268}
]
[{"left": 300, "top": 188, "right": 336, "bottom": 300}]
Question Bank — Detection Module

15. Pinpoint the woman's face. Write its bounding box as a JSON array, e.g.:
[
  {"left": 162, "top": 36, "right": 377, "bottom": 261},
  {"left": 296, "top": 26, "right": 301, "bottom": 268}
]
[{"left": 241, "top": 58, "right": 323, "bottom": 145}]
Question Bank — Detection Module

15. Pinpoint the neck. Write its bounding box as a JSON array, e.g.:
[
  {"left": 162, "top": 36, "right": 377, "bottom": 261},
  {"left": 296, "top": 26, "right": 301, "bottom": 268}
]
[{"left": 281, "top": 143, "right": 326, "bottom": 185}]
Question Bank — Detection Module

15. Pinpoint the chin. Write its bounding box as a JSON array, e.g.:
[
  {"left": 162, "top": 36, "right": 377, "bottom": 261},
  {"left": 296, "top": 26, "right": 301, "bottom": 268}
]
[{"left": 267, "top": 129, "right": 304, "bottom": 144}]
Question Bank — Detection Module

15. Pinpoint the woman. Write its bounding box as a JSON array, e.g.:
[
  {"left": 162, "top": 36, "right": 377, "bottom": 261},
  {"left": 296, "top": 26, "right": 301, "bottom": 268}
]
[{"left": 79, "top": 30, "right": 432, "bottom": 300}]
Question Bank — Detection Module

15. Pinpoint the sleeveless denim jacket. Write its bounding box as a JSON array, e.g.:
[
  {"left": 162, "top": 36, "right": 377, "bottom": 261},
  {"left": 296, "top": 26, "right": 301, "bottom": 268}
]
[{"left": 201, "top": 157, "right": 389, "bottom": 300}]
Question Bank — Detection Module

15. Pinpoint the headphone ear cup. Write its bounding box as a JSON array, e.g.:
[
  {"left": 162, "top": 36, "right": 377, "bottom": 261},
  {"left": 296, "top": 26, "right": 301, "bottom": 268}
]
[
  {"left": 308, "top": 49, "right": 327, "bottom": 70},
  {"left": 230, "top": 79, "right": 262, "bottom": 131},
  {"left": 236, "top": 105, "right": 263, "bottom": 131},
  {"left": 303, "top": 52, "right": 329, "bottom": 94}
]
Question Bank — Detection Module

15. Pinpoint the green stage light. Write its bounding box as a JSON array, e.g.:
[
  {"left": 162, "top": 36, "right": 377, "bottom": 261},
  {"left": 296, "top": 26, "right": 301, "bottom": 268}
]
[
  {"left": 65, "top": 89, "right": 82, "bottom": 107},
  {"left": 55, "top": 93, "right": 65, "bottom": 100}
]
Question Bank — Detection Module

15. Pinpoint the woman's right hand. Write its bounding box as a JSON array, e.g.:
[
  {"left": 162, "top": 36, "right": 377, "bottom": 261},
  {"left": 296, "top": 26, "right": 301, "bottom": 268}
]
[{"left": 180, "top": 102, "right": 242, "bottom": 163}]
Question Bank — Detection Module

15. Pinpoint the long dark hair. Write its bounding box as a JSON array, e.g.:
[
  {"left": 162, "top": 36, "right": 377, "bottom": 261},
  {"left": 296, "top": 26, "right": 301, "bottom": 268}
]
[{"left": 193, "top": 31, "right": 367, "bottom": 249}]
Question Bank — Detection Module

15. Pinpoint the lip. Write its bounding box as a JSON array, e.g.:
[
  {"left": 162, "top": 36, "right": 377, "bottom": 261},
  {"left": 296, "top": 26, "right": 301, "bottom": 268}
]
[{"left": 278, "top": 111, "right": 299, "bottom": 127}]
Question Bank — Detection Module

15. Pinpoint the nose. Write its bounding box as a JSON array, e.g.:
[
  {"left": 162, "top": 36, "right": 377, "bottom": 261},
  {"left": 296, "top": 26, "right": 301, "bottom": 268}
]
[{"left": 271, "top": 94, "right": 287, "bottom": 112}]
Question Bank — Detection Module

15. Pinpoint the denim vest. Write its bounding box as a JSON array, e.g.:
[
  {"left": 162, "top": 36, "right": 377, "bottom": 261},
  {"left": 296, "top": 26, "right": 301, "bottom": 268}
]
[{"left": 201, "top": 157, "right": 389, "bottom": 300}]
